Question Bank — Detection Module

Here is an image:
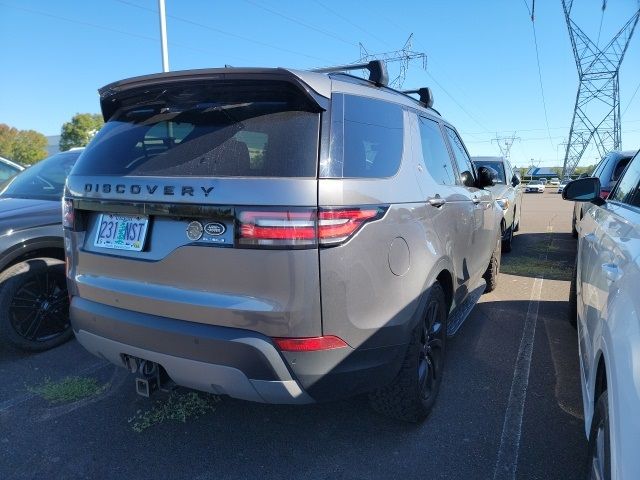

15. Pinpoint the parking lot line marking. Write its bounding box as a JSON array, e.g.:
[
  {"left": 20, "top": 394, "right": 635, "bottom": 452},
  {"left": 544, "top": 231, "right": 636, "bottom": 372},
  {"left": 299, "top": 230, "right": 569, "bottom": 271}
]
[
  {"left": 0, "top": 360, "right": 108, "bottom": 413},
  {"left": 492, "top": 276, "right": 544, "bottom": 480}
]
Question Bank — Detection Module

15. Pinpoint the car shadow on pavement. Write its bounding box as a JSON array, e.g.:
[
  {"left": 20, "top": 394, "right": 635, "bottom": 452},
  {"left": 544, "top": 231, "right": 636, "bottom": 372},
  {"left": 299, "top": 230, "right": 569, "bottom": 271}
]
[{"left": 503, "top": 232, "right": 576, "bottom": 281}]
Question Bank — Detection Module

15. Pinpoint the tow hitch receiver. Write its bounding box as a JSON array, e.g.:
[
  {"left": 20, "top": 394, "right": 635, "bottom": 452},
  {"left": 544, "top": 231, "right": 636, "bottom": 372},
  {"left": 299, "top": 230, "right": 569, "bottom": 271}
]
[{"left": 122, "top": 355, "right": 170, "bottom": 397}]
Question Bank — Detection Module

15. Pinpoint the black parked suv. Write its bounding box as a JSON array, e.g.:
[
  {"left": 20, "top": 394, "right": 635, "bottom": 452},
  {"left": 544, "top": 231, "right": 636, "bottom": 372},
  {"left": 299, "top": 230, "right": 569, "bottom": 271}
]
[{"left": 0, "top": 149, "right": 83, "bottom": 351}]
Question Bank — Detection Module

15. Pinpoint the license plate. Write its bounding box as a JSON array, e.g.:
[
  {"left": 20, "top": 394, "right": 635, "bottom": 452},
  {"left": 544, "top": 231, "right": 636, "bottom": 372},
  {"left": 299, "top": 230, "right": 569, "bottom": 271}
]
[{"left": 94, "top": 213, "right": 149, "bottom": 251}]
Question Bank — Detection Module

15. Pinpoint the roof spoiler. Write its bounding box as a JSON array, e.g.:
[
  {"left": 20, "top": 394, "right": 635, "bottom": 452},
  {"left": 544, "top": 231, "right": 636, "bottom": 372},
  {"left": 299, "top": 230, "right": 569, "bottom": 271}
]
[
  {"left": 402, "top": 87, "right": 434, "bottom": 108},
  {"left": 312, "top": 60, "right": 389, "bottom": 87}
]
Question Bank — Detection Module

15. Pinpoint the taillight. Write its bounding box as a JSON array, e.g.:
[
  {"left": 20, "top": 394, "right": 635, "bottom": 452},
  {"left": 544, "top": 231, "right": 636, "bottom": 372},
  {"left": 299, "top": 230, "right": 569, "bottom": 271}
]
[
  {"left": 273, "top": 335, "right": 349, "bottom": 351},
  {"left": 318, "top": 208, "right": 385, "bottom": 245},
  {"left": 237, "top": 208, "right": 317, "bottom": 248},
  {"left": 236, "top": 206, "right": 387, "bottom": 249},
  {"left": 62, "top": 198, "right": 75, "bottom": 230},
  {"left": 599, "top": 189, "right": 610, "bottom": 200}
]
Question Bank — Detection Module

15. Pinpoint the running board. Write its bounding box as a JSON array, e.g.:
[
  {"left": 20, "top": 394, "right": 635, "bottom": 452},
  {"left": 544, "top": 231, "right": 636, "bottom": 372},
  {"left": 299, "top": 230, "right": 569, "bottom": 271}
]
[{"left": 446, "top": 280, "right": 486, "bottom": 337}]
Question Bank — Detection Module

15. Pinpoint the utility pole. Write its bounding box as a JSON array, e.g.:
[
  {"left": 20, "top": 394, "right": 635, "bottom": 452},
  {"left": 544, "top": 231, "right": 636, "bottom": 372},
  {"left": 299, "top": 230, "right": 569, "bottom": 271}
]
[
  {"left": 561, "top": 0, "right": 640, "bottom": 178},
  {"left": 491, "top": 133, "right": 520, "bottom": 161},
  {"left": 358, "top": 34, "right": 426, "bottom": 88},
  {"left": 158, "top": 0, "right": 169, "bottom": 72}
]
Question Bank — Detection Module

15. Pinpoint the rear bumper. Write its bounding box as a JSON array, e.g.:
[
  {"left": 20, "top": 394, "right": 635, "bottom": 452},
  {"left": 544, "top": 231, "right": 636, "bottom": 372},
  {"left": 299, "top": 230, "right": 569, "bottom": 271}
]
[{"left": 70, "top": 297, "right": 406, "bottom": 403}]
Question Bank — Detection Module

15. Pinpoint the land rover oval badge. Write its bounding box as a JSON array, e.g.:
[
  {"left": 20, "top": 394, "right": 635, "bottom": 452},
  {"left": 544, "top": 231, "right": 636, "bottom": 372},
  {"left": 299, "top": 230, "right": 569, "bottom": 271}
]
[
  {"left": 204, "top": 222, "right": 226, "bottom": 236},
  {"left": 186, "top": 221, "right": 204, "bottom": 241}
]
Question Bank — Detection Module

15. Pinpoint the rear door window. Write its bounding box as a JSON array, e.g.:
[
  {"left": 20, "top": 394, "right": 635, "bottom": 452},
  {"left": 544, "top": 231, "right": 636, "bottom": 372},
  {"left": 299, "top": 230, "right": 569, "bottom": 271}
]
[
  {"left": 417, "top": 116, "right": 456, "bottom": 185},
  {"left": 324, "top": 93, "right": 403, "bottom": 178},
  {"left": 72, "top": 81, "right": 320, "bottom": 178}
]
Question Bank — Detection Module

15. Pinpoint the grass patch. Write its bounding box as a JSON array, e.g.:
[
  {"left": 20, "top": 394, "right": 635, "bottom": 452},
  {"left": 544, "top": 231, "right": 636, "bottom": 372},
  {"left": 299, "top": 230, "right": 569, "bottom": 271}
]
[
  {"left": 128, "top": 391, "right": 220, "bottom": 432},
  {"left": 29, "top": 376, "right": 107, "bottom": 404},
  {"left": 501, "top": 254, "right": 573, "bottom": 281}
]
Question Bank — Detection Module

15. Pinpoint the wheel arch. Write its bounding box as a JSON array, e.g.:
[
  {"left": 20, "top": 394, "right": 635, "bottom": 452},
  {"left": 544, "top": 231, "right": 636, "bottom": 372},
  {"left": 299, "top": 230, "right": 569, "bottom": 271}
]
[{"left": 0, "top": 237, "right": 65, "bottom": 274}]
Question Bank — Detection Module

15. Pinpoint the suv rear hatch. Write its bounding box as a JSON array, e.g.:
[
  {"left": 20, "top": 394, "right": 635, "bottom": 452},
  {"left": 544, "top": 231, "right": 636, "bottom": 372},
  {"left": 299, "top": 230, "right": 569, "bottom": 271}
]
[{"left": 65, "top": 72, "right": 328, "bottom": 339}]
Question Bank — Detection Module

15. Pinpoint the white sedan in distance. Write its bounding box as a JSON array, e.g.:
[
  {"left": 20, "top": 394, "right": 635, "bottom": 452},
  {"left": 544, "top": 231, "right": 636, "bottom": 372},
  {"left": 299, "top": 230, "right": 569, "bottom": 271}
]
[{"left": 525, "top": 179, "right": 545, "bottom": 193}]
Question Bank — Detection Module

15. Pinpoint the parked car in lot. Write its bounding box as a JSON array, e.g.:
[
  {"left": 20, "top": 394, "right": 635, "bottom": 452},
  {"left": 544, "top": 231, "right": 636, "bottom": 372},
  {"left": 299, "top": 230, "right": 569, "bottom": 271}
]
[
  {"left": 572, "top": 150, "right": 638, "bottom": 238},
  {"left": 0, "top": 155, "right": 24, "bottom": 182},
  {"left": 0, "top": 149, "right": 83, "bottom": 351},
  {"left": 472, "top": 156, "right": 522, "bottom": 252},
  {"left": 540, "top": 177, "right": 548, "bottom": 186},
  {"left": 64, "top": 63, "right": 502, "bottom": 422},
  {"left": 563, "top": 149, "right": 640, "bottom": 479},
  {"left": 549, "top": 177, "right": 560, "bottom": 186},
  {"left": 526, "top": 179, "right": 545, "bottom": 193},
  {"left": 558, "top": 179, "right": 570, "bottom": 194}
]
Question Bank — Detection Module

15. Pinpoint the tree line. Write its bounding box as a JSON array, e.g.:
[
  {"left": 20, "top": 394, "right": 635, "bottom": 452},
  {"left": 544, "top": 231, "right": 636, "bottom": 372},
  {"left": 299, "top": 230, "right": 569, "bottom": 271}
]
[{"left": 0, "top": 113, "right": 103, "bottom": 165}]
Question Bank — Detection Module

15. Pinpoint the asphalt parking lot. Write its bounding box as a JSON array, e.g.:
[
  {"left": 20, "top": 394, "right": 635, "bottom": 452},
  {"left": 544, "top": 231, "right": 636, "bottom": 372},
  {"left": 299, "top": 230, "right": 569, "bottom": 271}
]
[{"left": 0, "top": 188, "right": 586, "bottom": 480}]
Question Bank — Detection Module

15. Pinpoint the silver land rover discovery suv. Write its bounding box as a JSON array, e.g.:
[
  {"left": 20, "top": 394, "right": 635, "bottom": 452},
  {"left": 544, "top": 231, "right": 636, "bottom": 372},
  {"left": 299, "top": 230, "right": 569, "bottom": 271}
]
[{"left": 64, "top": 62, "right": 502, "bottom": 422}]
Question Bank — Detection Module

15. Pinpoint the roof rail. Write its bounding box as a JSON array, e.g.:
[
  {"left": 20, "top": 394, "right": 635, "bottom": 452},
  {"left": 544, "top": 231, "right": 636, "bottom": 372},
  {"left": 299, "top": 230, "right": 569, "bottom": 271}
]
[
  {"left": 402, "top": 87, "right": 434, "bottom": 108},
  {"left": 312, "top": 60, "right": 389, "bottom": 87}
]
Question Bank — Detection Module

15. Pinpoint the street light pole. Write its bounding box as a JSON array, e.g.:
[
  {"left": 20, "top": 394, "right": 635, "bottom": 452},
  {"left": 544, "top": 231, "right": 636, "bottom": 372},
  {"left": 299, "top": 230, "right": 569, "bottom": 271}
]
[{"left": 158, "top": 0, "right": 169, "bottom": 72}]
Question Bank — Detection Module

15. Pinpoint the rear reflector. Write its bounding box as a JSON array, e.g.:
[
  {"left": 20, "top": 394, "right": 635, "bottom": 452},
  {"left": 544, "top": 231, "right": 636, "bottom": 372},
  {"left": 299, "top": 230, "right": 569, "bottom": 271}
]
[
  {"left": 273, "top": 335, "right": 349, "bottom": 351},
  {"left": 237, "top": 206, "right": 387, "bottom": 248}
]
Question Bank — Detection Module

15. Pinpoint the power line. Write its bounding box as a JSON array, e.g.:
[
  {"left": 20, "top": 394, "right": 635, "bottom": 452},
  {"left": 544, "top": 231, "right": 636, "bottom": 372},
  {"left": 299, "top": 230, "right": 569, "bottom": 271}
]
[
  {"left": 311, "top": 0, "right": 389, "bottom": 48},
  {"left": 241, "top": 0, "right": 357, "bottom": 48},
  {"left": 622, "top": 80, "right": 640, "bottom": 118},
  {"left": 528, "top": 2, "right": 555, "bottom": 150},
  {"left": 114, "top": 0, "right": 333, "bottom": 64},
  {"left": 426, "top": 72, "right": 493, "bottom": 134},
  {"left": 0, "top": 0, "right": 244, "bottom": 61}
]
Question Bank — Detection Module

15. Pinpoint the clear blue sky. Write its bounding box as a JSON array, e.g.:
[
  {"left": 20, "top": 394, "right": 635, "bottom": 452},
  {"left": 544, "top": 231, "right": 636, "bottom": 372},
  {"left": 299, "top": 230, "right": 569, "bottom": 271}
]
[{"left": 1, "top": 0, "right": 639, "bottom": 168}]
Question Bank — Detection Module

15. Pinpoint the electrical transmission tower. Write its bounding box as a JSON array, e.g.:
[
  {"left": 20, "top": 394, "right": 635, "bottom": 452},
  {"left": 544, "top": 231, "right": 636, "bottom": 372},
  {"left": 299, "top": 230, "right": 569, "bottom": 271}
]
[
  {"left": 492, "top": 133, "right": 521, "bottom": 161},
  {"left": 358, "top": 34, "right": 426, "bottom": 88},
  {"left": 561, "top": 0, "right": 640, "bottom": 178}
]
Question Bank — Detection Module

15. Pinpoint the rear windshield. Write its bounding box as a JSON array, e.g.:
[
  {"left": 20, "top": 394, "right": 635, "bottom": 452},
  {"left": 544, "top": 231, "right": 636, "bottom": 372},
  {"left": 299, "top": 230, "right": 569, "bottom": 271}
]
[
  {"left": 473, "top": 160, "right": 505, "bottom": 183},
  {"left": 72, "top": 81, "right": 320, "bottom": 177}
]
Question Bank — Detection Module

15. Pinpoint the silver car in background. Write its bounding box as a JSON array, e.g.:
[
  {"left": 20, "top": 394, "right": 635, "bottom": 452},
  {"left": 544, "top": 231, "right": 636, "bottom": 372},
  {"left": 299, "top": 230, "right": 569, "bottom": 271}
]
[
  {"left": 564, "top": 150, "right": 640, "bottom": 479},
  {"left": 472, "top": 156, "right": 522, "bottom": 252},
  {"left": 64, "top": 63, "right": 502, "bottom": 422}
]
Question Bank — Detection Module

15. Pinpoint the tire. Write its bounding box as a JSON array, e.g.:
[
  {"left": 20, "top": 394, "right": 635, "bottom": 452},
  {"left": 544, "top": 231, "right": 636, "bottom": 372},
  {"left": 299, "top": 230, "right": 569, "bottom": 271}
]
[
  {"left": 483, "top": 236, "right": 501, "bottom": 293},
  {"left": 502, "top": 221, "right": 513, "bottom": 253},
  {"left": 586, "top": 391, "right": 610, "bottom": 480},
  {"left": 369, "top": 282, "right": 447, "bottom": 423},
  {"left": 569, "top": 259, "right": 577, "bottom": 328},
  {"left": 572, "top": 214, "right": 578, "bottom": 239},
  {"left": 0, "top": 258, "right": 72, "bottom": 352}
]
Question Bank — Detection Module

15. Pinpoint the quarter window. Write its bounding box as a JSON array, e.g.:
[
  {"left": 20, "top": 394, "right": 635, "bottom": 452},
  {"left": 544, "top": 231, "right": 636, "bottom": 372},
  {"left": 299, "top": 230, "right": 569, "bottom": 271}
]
[
  {"left": 444, "top": 126, "right": 475, "bottom": 187},
  {"left": 417, "top": 116, "right": 456, "bottom": 185},
  {"left": 324, "top": 94, "right": 404, "bottom": 178}
]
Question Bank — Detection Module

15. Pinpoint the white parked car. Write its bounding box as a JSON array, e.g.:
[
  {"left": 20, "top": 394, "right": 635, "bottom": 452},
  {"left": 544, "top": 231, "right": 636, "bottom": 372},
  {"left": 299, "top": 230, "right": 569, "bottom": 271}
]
[
  {"left": 563, "top": 149, "right": 640, "bottom": 479},
  {"left": 549, "top": 177, "right": 560, "bottom": 186},
  {"left": 525, "top": 179, "right": 545, "bottom": 193},
  {"left": 557, "top": 179, "right": 570, "bottom": 194}
]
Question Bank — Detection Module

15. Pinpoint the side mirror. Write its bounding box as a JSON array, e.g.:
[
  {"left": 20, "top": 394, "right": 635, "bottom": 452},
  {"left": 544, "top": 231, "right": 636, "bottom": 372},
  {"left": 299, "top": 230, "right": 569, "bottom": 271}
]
[
  {"left": 511, "top": 175, "right": 521, "bottom": 187},
  {"left": 460, "top": 171, "right": 475, "bottom": 188},
  {"left": 562, "top": 177, "right": 603, "bottom": 204},
  {"left": 476, "top": 166, "right": 497, "bottom": 188}
]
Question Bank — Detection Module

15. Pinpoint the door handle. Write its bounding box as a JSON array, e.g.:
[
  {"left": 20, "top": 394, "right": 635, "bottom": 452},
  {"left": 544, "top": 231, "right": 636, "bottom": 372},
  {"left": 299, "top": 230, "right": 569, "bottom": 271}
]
[
  {"left": 601, "top": 263, "right": 623, "bottom": 282},
  {"left": 472, "top": 197, "right": 481, "bottom": 205},
  {"left": 428, "top": 196, "right": 446, "bottom": 208}
]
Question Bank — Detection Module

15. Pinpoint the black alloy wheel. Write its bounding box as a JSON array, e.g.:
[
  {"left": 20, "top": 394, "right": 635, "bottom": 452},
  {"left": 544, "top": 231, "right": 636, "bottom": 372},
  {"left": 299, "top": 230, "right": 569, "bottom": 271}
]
[
  {"left": 417, "top": 299, "right": 445, "bottom": 404},
  {"left": 0, "top": 258, "right": 73, "bottom": 352}
]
